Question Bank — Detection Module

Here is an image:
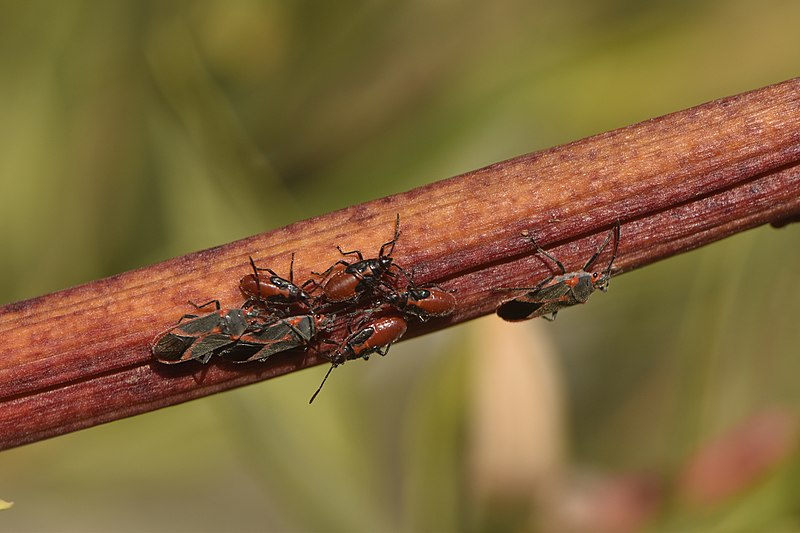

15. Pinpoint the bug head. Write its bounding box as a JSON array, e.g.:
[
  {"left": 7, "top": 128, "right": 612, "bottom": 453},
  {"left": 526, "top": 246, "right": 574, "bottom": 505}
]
[{"left": 592, "top": 270, "right": 611, "bottom": 292}]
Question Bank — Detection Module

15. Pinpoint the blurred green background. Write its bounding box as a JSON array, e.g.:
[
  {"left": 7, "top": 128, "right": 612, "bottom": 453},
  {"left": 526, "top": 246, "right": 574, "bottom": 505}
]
[{"left": 2, "top": 1, "right": 800, "bottom": 531}]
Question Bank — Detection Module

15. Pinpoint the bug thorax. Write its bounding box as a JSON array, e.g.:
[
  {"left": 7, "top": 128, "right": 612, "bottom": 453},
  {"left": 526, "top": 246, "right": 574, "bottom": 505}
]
[{"left": 408, "top": 288, "right": 430, "bottom": 300}]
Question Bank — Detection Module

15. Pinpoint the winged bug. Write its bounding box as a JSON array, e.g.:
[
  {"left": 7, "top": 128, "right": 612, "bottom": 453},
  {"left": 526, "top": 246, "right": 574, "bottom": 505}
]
[
  {"left": 152, "top": 300, "right": 252, "bottom": 364},
  {"left": 309, "top": 315, "right": 408, "bottom": 403},
  {"left": 218, "top": 314, "right": 332, "bottom": 364},
  {"left": 496, "top": 222, "right": 620, "bottom": 322},
  {"left": 312, "top": 214, "right": 402, "bottom": 303},
  {"left": 239, "top": 254, "right": 315, "bottom": 312}
]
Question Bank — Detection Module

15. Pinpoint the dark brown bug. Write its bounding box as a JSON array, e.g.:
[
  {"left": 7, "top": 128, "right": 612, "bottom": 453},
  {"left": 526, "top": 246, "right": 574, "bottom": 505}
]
[
  {"left": 152, "top": 300, "right": 253, "bottom": 364},
  {"left": 313, "top": 215, "right": 401, "bottom": 303},
  {"left": 239, "top": 254, "right": 314, "bottom": 312},
  {"left": 310, "top": 315, "right": 408, "bottom": 403},
  {"left": 218, "top": 314, "right": 331, "bottom": 364},
  {"left": 496, "top": 222, "right": 620, "bottom": 322}
]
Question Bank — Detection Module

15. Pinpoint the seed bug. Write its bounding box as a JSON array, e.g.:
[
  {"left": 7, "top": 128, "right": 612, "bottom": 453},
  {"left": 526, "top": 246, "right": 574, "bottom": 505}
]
[
  {"left": 239, "top": 254, "right": 315, "bottom": 312},
  {"left": 152, "top": 300, "right": 252, "bottom": 364},
  {"left": 313, "top": 214, "right": 402, "bottom": 303},
  {"left": 496, "top": 222, "right": 620, "bottom": 322},
  {"left": 383, "top": 266, "right": 456, "bottom": 321},
  {"left": 218, "top": 314, "right": 331, "bottom": 364},
  {"left": 309, "top": 315, "right": 408, "bottom": 403},
  {"left": 385, "top": 286, "right": 456, "bottom": 321}
]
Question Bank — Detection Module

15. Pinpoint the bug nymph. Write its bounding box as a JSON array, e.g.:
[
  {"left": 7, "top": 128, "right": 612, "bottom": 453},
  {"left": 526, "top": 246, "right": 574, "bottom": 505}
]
[
  {"left": 312, "top": 214, "right": 402, "bottom": 304},
  {"left": 309, "top": 315, "right": 408, "bottom": 403},
  {"left": 383, "top": 266, "right": 456, "bottom": 321},
  {"left": 239, "top": 254, "right": 315, "bottom": 312},
  {"left": 496, "top": 222, "right": 620, "bottom": 322},
  {"left": 385, "top": 287, "right": 456, "bottom": 321}
]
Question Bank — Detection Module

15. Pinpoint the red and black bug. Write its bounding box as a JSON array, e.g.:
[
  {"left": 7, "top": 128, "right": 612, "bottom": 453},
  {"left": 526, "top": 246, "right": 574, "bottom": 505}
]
[
  {"left": 152, "top": 300, "right": 253, "bottom": 364},
  {"left": 496, "top": 222, "right": 620, "bottom": 322},
  {"left": 310, "top": 315, "right": 408, "bottom": 403},
  {"left": 313, "top": 215, "right": 402, "bottom": 303},
  {"left": 218, "top": 314, "right": 331, "bottom": 364},
  {"left": 239, "top": 254, "right": 315, "bottom": 312},
  {"left": 385, "top": 286, "right": 456, "bottom": 321}
]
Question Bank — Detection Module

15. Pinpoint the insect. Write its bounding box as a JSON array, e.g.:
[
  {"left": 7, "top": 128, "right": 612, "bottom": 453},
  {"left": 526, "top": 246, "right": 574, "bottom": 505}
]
[
  {"left": 152, "top": 300, "right": 253, "bottom": 364},
  {"left": 496, "top": 222, "right": 620, "bottom": 322},
  {"left": 312, "top": 214, "right": 402, "bottom": 303},
  {"left": 218, "top": 314, "right": 331, "bottom": 364},
  {"left": 239, "top": 254, "right": 315, "bottom": 312},
  {"left": 309, "top": 315, "right": 408, "bottom": 403},
  {"left": 385, "top": 286, "right": 456, "bottom": 321}
]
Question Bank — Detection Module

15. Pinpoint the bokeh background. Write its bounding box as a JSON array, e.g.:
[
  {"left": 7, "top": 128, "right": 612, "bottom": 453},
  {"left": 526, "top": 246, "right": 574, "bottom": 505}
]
[{"left": 2, "top": 1, "right": 800, "bottom": 531}]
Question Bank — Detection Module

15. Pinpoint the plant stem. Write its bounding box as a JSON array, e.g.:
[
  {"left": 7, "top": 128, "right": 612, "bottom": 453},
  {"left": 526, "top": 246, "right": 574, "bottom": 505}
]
[{"left": 1, "top": 78, "right": 799, "bottom": 451}]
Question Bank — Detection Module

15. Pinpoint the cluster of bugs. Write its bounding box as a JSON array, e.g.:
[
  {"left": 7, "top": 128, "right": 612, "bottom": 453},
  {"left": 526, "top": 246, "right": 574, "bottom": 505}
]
[
  {"left": 152, "top": 212, "right": 622, "bottom": 401},
  {"left": 151, "top": 215, "right": 457, "bottom": 402}
]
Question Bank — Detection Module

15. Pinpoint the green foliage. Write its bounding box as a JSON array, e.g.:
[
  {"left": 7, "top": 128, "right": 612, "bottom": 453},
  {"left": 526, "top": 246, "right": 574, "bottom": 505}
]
[{"left": 2, "top": 1, "right": 800, "bottom": 531}]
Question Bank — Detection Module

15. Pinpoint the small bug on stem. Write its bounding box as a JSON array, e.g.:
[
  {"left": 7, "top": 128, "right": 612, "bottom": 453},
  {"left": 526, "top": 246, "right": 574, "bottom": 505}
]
[
  {"left": 311, "top": 214, "right": 402, "bottom": 304},
  {"left": 309, "top": 315, "right": 408, "bottom": 403},
  {"left": 383, "top": 267, "right": 456, "bottom": 321},
  {"left": 239, "top": 254, "right": 315, "bottom": 312},
  {"left": 151, "top": 300, "right": 253, "bottom": 364},
  {"left": 496, "top": 221, "right": 620, "bottom": 322}
]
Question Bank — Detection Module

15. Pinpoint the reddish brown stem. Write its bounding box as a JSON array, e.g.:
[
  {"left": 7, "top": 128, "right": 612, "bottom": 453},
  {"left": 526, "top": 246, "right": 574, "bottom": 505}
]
[{"left": 1, "top": 78, "right": 799, "bottom": 450}]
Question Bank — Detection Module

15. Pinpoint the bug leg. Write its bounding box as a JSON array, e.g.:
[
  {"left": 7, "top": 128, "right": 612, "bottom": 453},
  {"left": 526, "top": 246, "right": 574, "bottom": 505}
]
[
  {"left": 525, "top": 235, "right": 567, "bottom": 274},
  {"left": 542, "top": 311, "right": 558, "bottom": 321},
  {"left": 248, "top": 255, "right": 286, "bottom": 280},
  {"left": 377, "top": 343, "right": 392, "bottom": 357},
  {"left": 188, "top": 299, "right": 221, "bottom": 311},
  {"left": 312, "top": 259, "right": 352, "bottom": 278},
  {"left": 336, "top": 246, "right": 364, "bottom": 261},
  {"left": 175, "top": 313, "right": 200, "bottom": 324}
]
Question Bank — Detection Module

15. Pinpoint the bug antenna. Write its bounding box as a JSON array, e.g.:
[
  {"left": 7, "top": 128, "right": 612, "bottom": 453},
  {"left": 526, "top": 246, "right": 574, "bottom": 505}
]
[
  {"left": 248, "top": 256, "right": 259, "bottom": 277},
  {"left": 599, "top": 221, "right": 621, "bottom": 290},
  {"left": 606, "top": 221, "right": 621, "bottom": 274},
  {"left": 381, "top": 214, "right": 402, "bottom": 257},
  {"left": 310, "top": 365, "right": 336, "bottom": 404}
]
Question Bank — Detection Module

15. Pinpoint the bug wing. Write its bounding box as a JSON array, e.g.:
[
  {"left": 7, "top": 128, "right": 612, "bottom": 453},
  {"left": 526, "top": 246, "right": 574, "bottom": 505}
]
[
  {"left": 496, "top": 279, "right": 572, "bottom": 322},
  {"left": 185, "top": 334, "right": 238, "bottom": 364},
  {"left": 219, "top": 317, "right": 315, "bottom": 363},
  {"left": 516, "top": 281, "right": 572, "bottom": 303},
  {"left": 176, "top": 313, "right": 224, "bottom": 335},
  {"left": 152, "top": 333, "right": 195, "bottom": 363},
  {"left": 496, "top": 300, "right": 546, "bottom": 321}
]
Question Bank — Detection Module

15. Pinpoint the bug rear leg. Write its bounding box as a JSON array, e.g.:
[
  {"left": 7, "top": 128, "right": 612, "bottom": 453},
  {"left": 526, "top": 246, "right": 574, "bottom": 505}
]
[
  {"left": 312, "top": 259, "right": 353, "bottom": 278},
  {"left": 542, "top": 311, "right": 558, "bottom": 321}
]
